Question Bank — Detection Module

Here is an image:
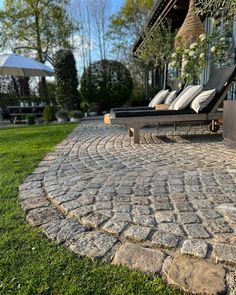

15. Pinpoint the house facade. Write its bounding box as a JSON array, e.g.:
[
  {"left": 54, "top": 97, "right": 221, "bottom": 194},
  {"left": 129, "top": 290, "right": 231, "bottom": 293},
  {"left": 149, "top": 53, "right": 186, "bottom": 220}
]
[{"left": 133, "top": 0, "right": 236, "bottom": 100}]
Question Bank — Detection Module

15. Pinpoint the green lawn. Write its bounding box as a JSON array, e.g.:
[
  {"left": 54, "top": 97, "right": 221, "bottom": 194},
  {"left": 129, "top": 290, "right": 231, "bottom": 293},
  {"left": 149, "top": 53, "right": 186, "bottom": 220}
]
[{"left": 0, "top": 123, "right": 182, "bottom": 295}]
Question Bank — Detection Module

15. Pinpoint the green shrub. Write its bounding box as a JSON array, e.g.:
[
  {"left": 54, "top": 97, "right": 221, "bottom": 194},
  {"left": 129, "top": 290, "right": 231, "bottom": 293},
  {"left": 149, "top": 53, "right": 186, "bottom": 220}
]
[
  {"left": 25, "top": 114, "right": 35, "bottom": 125},
  {"left": 80, "top": 59, "right": 133, "bottom": 112},
  {"left": 43, "top": 106, "right": 57, "bottom": 122},
  {"left": 55, "top": 110, "right": 69, "bottom": 120},
  {"left": 69, "top": 110, "right": 83, "bottom": 119}
]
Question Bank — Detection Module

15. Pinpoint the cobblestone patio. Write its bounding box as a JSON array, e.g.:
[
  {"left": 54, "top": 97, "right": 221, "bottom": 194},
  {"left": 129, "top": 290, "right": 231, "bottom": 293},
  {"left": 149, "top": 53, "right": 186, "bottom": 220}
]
[{"left": 20, "top": 119, "right": 236, "bottom": 294}]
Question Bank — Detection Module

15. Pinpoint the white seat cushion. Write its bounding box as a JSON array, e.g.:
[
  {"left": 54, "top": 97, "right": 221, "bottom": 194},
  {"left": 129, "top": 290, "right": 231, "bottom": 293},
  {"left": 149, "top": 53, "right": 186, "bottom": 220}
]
[
  {"left": 190, "top": 89, "right": 216, "bottom": 113},
  {"left": 148, "top": 90, "right": 169, "bottom": 107},
  {"left": 169, "top": 85, "right": 203, "bottom": 110},
  {"left": 164, "top": 90, "right": 177, "bottom": 105}
]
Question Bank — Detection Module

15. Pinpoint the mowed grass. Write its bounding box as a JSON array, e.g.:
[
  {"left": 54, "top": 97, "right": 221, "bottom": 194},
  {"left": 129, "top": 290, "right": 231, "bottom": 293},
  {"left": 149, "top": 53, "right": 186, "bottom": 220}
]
[{"left": 0, "top": 123, "right": 182, "bottom": 295}]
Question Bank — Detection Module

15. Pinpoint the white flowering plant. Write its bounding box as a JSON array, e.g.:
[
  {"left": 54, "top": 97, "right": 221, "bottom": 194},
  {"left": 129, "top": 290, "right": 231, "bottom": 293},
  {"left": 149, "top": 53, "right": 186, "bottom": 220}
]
[{"left": 171, "top": 32, "right": 230, "bottom": 86}]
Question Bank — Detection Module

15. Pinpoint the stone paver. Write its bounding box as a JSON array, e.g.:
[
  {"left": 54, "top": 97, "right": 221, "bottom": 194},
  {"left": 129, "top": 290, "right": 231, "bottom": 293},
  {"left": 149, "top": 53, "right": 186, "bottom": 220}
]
[
  {"left": 19, "top": 119, "right": 236, "bottom": 294},
  {"left": 112, "top": 242, "right": 166, "bottom": 274},
  {"left": 166, "top": 255, "right": 226, "bottom": 294}
]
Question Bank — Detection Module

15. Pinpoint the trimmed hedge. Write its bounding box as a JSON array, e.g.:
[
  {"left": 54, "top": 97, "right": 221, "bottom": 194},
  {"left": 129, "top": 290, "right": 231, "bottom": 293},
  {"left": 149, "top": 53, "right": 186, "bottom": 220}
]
[
  {"left": 80, "top": 60, "right": 133, "bottom": 111},
  {"left": 43, "top": 106, "right": 57, "bottom": 122}
]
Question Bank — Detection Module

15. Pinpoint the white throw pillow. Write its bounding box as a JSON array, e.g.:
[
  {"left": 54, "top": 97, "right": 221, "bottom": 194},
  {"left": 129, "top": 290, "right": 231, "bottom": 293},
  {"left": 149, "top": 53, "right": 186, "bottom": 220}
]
[
  {"left": 164, "top": 90, "right": 177, "bottom": 105},
  {"left": 169, "top": 85, "right": 192, "bottom": 110},
  {"left": 148, "top": 90, "right": 169, "bottom": 107},
  {"left": 190, "top": 89, "right": 216, "bottom": 113},
  {"left": 169, "top": 85, "right": 203, "bottom": 110}
]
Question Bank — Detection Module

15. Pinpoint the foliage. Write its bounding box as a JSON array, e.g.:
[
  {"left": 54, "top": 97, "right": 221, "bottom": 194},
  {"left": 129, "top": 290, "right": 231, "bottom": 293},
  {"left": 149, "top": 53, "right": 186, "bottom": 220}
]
[
  {"left": 80, "top": 59, "right": 133, "bottom": 110},
  {"left": 109, "top": 0, "right": 154, "bottom": 90},
  {"left": 0, "top": 95, "right": 56, "bottom": 108},
  {"left": 196, "top": 0, "right": 236, "bottom": 24},
  {"left": 0, "top": 123, "right": 182, "bottom": 294},
  {"left": 43, "top": 105, "right": 57, "bottom": 122},
  {"left": 25, "top": 114, "right": 35, "bottom": 124},
  {"left": 137, "top": 20, "right": 176, "bottom": 89},
  {"left": 0, "top": 0, "right": 75, "bottom": 96},
  {"left": 54, "top": 49, "right": 80, "bottom": 111},
  {"left": 55, "top": 109, "right": 69, "bottom": 119},
  {"left": 171, "top": 32, "right": 232, "bottom": 86},
  {"left": 110, "top": 0, "right": 154, "bottom": 40},
  {"left": 69, "top": 110, "right": 83, "bottom": 118},
  {"left": 0, "top": 0, "right": 74, "bottom": 57}
]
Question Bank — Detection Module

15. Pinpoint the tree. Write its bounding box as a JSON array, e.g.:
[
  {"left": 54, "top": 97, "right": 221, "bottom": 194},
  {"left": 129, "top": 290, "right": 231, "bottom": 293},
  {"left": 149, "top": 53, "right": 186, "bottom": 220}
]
[
  {"left": 108, "top": 0, "right": 154, "bottom": 99},
  {"left": 17, "top": 77, "right": 30, "bottom": 96},
  {"left": 0, "top": 0, "right": 75, "bottom": 96},
  {"left": 196, "top": 0, "right": 236, "bottom": 23},
  {"left": 54, "top": 49, "right": 80, "bottom": 111},
  {"left": 70, "top": 0, "right": 111, "bottom": 68},
  {"left": 137, "top": 21, "right": 176, "bottom": 89},
  {"left": 80, "top": 60, "right": 133, "bottom": 111}
]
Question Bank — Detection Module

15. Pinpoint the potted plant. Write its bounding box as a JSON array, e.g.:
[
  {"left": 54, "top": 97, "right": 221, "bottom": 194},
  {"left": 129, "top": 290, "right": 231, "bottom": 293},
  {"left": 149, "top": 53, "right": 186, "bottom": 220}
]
[
  {"left": 69, "top": 110, "right": 82, "bottom": 122},
  {"left": 25, "top": 114, "right": 35, "bottom": 125},
  {"left": 55, "top": 110, "right": 68, "bottom": 123}
]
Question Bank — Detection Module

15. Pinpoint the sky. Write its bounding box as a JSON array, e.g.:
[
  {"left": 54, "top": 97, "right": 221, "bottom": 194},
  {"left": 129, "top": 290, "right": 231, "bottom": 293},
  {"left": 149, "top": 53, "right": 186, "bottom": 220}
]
[{"left": 0, "top": 0, "right": 124, "bottom": 10}]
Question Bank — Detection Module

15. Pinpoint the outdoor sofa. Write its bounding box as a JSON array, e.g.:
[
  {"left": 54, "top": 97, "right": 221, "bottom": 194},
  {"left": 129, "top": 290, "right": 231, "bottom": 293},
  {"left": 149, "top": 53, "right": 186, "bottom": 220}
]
[{"left": 108, "top": 65, "right": 236, "bottom": 144}]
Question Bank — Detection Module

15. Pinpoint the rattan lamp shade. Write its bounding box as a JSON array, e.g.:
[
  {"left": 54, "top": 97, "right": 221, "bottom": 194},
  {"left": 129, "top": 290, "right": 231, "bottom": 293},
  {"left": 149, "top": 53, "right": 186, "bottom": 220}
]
[{"left": 175, "top": 0, "right": 204, "bottom": 48}]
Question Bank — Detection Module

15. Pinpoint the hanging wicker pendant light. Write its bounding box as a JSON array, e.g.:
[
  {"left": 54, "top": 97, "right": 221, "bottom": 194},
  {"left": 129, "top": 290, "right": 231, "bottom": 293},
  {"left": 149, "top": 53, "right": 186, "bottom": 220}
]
[{"left": 175, "top": 0, "right": 205, "bottom": 48}]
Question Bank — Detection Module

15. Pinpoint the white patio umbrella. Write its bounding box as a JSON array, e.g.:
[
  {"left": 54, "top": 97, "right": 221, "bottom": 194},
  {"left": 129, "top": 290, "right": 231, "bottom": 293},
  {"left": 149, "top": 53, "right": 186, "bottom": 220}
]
[{"left": 0, "top": 53, "right": 54, "bottom": 77}]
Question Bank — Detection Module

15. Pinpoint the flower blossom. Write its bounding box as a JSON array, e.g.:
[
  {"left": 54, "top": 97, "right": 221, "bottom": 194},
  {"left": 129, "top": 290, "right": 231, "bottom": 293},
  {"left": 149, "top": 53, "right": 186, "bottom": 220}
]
[
  {"left": 182, "top": 60, "right": 189, "bottom": 67},
  {"left": 189, "top": 51, "right": 195, "bottom": 57},
  {"left": 211, "top": 46, "right": 216, "bottom": 53},
  {"left": 190, "top": 43, "right": 198, "bottom": 49},
  {"left": 199, "top": 53, "right": 205, "bottom": 59}
]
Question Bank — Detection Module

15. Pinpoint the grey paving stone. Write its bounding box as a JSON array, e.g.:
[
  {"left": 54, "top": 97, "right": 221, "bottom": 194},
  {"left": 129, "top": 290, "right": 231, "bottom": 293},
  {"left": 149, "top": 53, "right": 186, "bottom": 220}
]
[
  {"left": 155, "top": 211, "right": 176, "bottom": 223},
  {"left": 133, "top": 215, "right": 156, "bottom": 227},
  {"left": 21, "top": 196, "right": 50, "bottom": 212},
  {"left": 191, "top": 199, "right": 213, "bottom": 209},
  {"left": 204, "top": 218, "right": 233, "bottom": 234},
  {"left": 102, "top": 220, "right": 127, "bottom": 235},
  {"left": 132, "top": 205, "right": 150, "bottom": 215},
  {"left": 68, "top": 205, "right": 93, "bottom": 220},
  {"left": 158, "top": 223, "right": 184, "bottom": 236},
  {"left": 70, "top": 231, "right": 118, "bottom": 261},
  {"left": 181, "top": 239, "right": 208, "bottom": 258},
  {"left": 19, "top": 187, "right": 45, "bottom": 200},
  {"left": 113, "top": 213, "right": 132, "bottom": 222},
  {"left": 55, "top": 219, "right": 86, "bottom": 244},
  {"left": 169, "top": 193, "right": 188, "bottom": 202},
  {"left": 151, "top": 231, "right": 180, "bottom": 249},
  {"left": 113, "top": 203, "right": 131, "bottom": 213},
  {"left": 124, "top": 225, "right": 151, "bottom": 242},
  {"left": 116, "top": 186, "right": 132, "bottom": 195},
  {"left": 184, "top": 224, "right": 211, "bottom": 239},
  {"left": 212, "top": 243, "right": 236, "bottom": 265},
  {"left": 178, "top": 212, "right": 201, "bottom": 224},
  {"left": 26, "top": 207, "right": 63, "bottom": 226},
  {"left": 174, "top": 202, "right": 194, "bottom": 212},
  {"left": 131, "top": 196, "right": 149, "bottom": 205},
  {"left": 95, "top": 202, "right": 112, "bottom": 210},
  {"left": 154, "top": 202, "right": 173, "bottom": 211},
  {"left": 78, "top": 195, "right": 94, "bottom": 205},
  {"left": 198, "top": 209, "right": 221, "bottom": 219},
  {"left": 80, "top": 212, "right": 109, "bottom": 228},
  {"left": 112, "top": 242, "right": 166, "bottom": 274},
  {"left": 217, "top": 203, "right": 236, "bottom": 224}
]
